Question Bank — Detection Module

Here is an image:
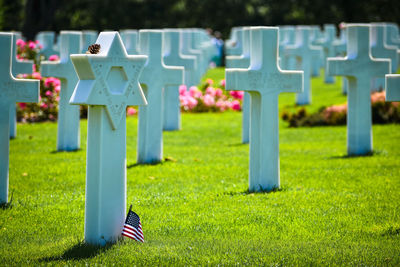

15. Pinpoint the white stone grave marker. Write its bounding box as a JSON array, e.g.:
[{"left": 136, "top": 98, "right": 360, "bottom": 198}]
[
  {"left": 225, "top": 27, "right": 243, "bottom": 56},
  {"left": 327, "top": 24, "right": 390, "bottom": 155},
  {"left": 70, "top": 31, "right": 147, "bottom": 245},
  {"left": 385, "top": 23, "right": 400, "bottom": 49},
  {"left": 318, "top": 24, "right": 337, "bottom": 83},
  {"left": 181, "top": 29, "right": 202, "bottom": 85},
  {"left": 385, "top": 74, "right": 400, "bottom": 101},
  {"left": 41, "top": 31, "right": 82, "bottom": 151},
  {"left": 285, "top": 26, "right": 322, "bottom": 105},
  {"left": 280, "top": 26, "right": 296, "bottom": 70},
  {"left": 137, "top": 30, "right": 184, "bottom": 163},
  {"left": 226, "top": 27, "right": 251, "bottom": 144},
  {"left": 226, "top": 27, "right": 303, "bottom": 192},
  {"left": 163, "top": 29, "right": 195, "bottom": 131},
  {"left": 120, "top": 30, "right": 139, "bottom": 55},
  {"left": 310, "top": 25, "right": 323, "bottom": 77},
  {"left": 0, "top": 33, "right": 39, "bottom": 204},
  {"left": 36, "top": 31, "right": 58, "bottom": 58},
  {"left": 10, "top": 32, "right": 34, "bottom": 139},
  {"left": 81, "top": 31, "right": 98, "bottom": 53},
  {"left": 371, "top": 23, "right": 398, "bottom": 91}
]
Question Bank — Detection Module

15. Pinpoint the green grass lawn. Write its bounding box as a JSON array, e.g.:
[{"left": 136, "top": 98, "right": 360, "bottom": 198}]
[{"left": 1, "top": 68, "right": 400, "bottom": 265}]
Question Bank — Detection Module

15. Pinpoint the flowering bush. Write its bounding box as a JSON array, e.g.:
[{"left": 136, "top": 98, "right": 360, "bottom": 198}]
[
  {"left": 16, "top": 73, "right": 60, "bottom": 122},
  {"left": 178, "top": 78, "right": 243, "bottom": 113},
  {"left": 127, "top": 78, "right": 244, "bottom": 117},
  {"left": 281, "top": 91, "right": 400, "bottom": 127},
  {"left": 15, "top": 38, "right": 61, "bottom": 122},
  {"left": 16, "top": 39, "right": 42, "bottom": 67}
]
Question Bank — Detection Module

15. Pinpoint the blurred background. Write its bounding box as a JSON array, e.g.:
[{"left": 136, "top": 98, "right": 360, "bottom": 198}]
[{"left": 1, "top": 0, "right": 399, "bottom": 40}]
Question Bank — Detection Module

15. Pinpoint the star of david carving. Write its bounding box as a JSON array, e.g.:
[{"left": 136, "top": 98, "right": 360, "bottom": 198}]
[{"left": 70, "top": 32, "right": 148, "bottom": 130}]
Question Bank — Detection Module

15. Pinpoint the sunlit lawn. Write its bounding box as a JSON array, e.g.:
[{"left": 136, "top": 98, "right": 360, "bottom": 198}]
[{"left": 1, "top": 68, "right": 399, "bottom": 265}]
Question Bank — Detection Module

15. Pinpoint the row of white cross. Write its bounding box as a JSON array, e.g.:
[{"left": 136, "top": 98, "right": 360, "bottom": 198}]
[
  {"left": 226, "top": 23, "right": 400, "bottom": 143},
  {"left": 1, "top": 24, "right": 399, "bottom": 246}
]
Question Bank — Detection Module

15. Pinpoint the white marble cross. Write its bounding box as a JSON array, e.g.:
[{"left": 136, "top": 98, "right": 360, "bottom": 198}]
[
  {"left": 0, "top": 33, "right": 39, "bottom": 204},
  {"left": 371, "top": 23, "right": 398, "bottom": 91},
  {"left": 36, "top": 31, "right": 59, "bottom": 58},
  {"left": 385, "top": 74, "right": 400, "bottom": 101},
  {"left": 190, "top": 29, "right": 208, "bottom": 76},
  {"left": 41, "top": 31, "right": 82, "bottom": 151},
  {"left": 285, "top": 26, "right": 322, "bottom": 105},
  {"left": 181, "top": 29, "right": 202, "bottom": 86},
  {"left": 10, "top": 32, "right": 34, "bottom": 139},
  {"left": 81, "top": 31, "right": 98, "bottom": 53},
  {"left": 226, "top": 27, "right": 303, "bottom": 192},
  {"left": 120, "top": 30, "right": 139, "bottom": 55},
  {"left": 280, "top": 26, "right": 296, "bottom": 70},
  {"left": 137, "top": 30, "right": 184, "bottom": 164},
  {"left": 225, "top": 27, "right": 243, "bottom": 56},
  {"left": 385, "top": 23, "right": 400, "bottom": 49},
  {"left": 310, "top": 25, "right": 323, "bottom": 77},
  {"left": 226, "top": 27, "right": 251, "bottom": 144},
  {"left": 163, "top": 29, "right": 195, "bottom": 131},
  {"left": 318, "top": 24, "right": 337, "bottom": 83},
  {"left": 70, "top": 31, "right": 147, "bottom": 245},
  {"left": 333, "top": 27, "right": 349, "bottom": 94},
  {"left": 327, "top": 24, "right": 391, "bottom": 155}
]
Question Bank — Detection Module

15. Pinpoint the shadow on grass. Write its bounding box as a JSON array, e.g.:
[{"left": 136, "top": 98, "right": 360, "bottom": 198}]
[
  {"left": 1, "top": 191, "right": 13, "bottom": 210},
  {"left": 50, "top": 149, "right": 82, "bottom": 154},
  {"left": 329, "top": 150, "right": 385, "bottom": 159},
  {"left": 127, "top": 156, "right": 177, "bottom": 169},
  {"left": 222, "top": 187, "right": 285, "bottom": 196},
  {"left": 39, "top": 241, "right": 114, "bottom": 262},
  {"left": 227, "top": 142, "right": 248, "bottom": 147}
]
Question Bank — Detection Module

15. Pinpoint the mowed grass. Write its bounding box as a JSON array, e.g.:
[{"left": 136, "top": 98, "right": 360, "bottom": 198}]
[{"left": 1, "top": 68, "right": 400, "bottom": 265}]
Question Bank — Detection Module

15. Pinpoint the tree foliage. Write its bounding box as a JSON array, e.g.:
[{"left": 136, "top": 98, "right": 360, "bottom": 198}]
[{"left": 0, "top": 0, "right": 399, "bottom": 39}]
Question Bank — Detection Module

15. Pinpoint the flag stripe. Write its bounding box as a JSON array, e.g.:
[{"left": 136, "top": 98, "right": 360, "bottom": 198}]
[
  {"left": 123, "top": 230, "right": 144, "bottom": 242},
  {"left": 123, "top": 227, "right": 141, "bottom": 238},
  {"left": 123, "top": 225, "right": 143, "bottom": 238}
]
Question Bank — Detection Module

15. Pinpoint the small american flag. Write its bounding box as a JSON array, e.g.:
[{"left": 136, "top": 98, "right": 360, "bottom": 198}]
[{"left": 122, "top": 205, "right": 144, "bottom": 242}]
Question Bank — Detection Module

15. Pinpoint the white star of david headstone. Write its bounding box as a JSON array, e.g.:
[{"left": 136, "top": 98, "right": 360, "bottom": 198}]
[{"left": 69, "top": 31, "right": 147, "bottom": 245}]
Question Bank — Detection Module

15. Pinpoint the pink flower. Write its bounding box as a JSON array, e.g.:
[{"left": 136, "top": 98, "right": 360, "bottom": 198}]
[
  {"left": 19, "top": 103, "right": 27, "bottom": 109},
  {"left": 187, "top": 96, "right": 198, "bottom": 109},
  {"left": 203, "top": 94, "right": 215, "bottom": 107},
  {"left": 39, "top": 45, "right": 43, "bottom": 49},
  {"left": 230, "top": 90, "right": 244, "bottom": 100},
  {"left": 49, "top": 55, "right": 59, "bottom": 61},
  {"left": 205, "top": 87, "right": 216, "bottom": 96},
  {"left": 206, "top": 78, "right": 214, "bottom": 85},
  {"left": 127, "top": 107, "right": 137, "bottom": 116},
  {"left": 28, "top": 41, "right": 36, "bottom": 50},
  {"left": 32, "top": 72, "right": 42, "bottom": 80},
  {"left": 230, "top": 100, "right": 241, "bottom": 111},
  {"left": 35, "top": 40, "right": 40, "bottom": 44},
  {"left": 215, "top": 88, "right": 223, "bottom": 98},
  {"left": 216, "top": 100, "right": 228, "bottom": 111},
  {"left": 189, "top": 86, "right": 202, "bottom": 98},
  {"left": 45, "top": 90, "right": 52, "bottom": 96},
  {"left": 40, "top": 102, "right": 48, "bottom": 109},
  {"left": 179, "top": 85, "right": 187, "bottom": 96},
  {"left": 16, "top": 39, "right": 25, "bottom": 47},
  {"left": 55, "top": 96, "right": 60, "bottom": 102},
  {"left": 54, "top": 85, "right": 61, "bottom": 93},
  {"left": 220, "top": 79, "right": 226, "bottom": 87}
]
